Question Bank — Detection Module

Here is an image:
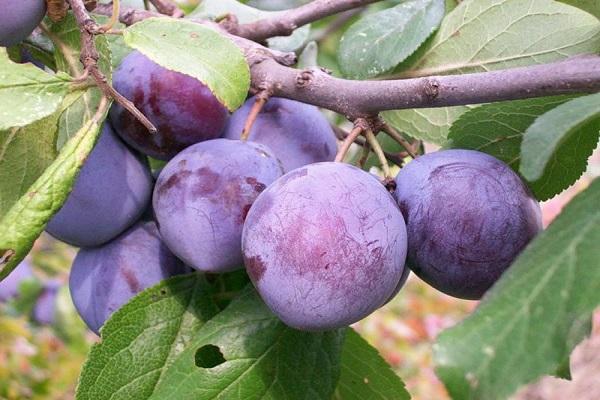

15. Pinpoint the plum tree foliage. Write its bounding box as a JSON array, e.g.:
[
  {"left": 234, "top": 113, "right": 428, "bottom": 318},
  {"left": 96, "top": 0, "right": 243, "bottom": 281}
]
[{"left": 0, "top": 0, "right": 599, "bottom": 399}]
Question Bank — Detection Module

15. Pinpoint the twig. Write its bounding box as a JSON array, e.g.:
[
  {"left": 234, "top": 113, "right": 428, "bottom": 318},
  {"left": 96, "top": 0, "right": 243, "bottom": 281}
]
[
  {"left": 241, "top": 87, "right": 272, "bottom": 141},
  {"left": 311, "top": 7, "right": 366, "bottom": 44},
  {"left": 231, "top": 0, "right": 380, "bottom": 42},
  {"left": 365, "top": 129, "right": 391, "bottom": 178},
  {"left": 148, "top": 0, "right": 184, "bottom": 17},
  {"left": 335, "top": 122, "right": 364, "bottom": 162},
  {"left": 380, "top": 122, "right": 417, "bottom": 159},
  {"left": 68, "top": 0, "right": 157, "bottom": 133}
]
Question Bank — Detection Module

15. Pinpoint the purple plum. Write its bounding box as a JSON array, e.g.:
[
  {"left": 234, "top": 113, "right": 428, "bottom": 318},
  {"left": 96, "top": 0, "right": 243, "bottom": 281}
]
[
  {"left": 242, "top": 162, "right": 408, "bottom": 331},
  {"left": 33, "top": 279, "right": 61, "bottom": 325},
  {"left": 223, "top": 97, "right": 337, "bottom": 172},
  {"left": 69, "top": 220, "right": 189, "bottom": 334},
  {"left": 109, "top": 51, "right": 229, "bottom": 160},
  {"left": 0, "top": 0, "right": 46, "bottom": 46},
  {"left": 394, "top": 149, "right": 543, "bottom": 300},
  {"left": 46, "top": 123, "right": 153, "bottom": 248},
  {"left": 153, "top": 139, "right": 284, "bottom": 272},
  {"left": 0, "top": 260, "right": 34, "bottom": 302}
]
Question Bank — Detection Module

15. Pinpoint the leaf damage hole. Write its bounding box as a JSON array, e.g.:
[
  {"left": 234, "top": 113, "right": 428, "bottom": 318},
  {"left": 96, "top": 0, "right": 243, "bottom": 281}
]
[{"left": 195, "top": 344, "right": 226, "bottom": 369}]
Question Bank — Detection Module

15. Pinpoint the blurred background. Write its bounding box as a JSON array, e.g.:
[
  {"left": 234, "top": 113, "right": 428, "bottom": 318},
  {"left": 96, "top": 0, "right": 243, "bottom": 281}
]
[{"left": 2, "top": 0, "right": 599, "bottom": 399}]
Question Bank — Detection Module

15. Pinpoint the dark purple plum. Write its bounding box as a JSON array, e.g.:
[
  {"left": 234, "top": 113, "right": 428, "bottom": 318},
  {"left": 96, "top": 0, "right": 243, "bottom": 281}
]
[
  {"left": 242, "top": 162, "right": 408, "bottom": 331},
  {"left": 33, "top": 279, "right": 60, "bottom": 325},
  {"left": 109, "top": 51, "right": 229, "bottom": 160},
  {"left": 46, "top": 123, "right": 153, "bottom": 248},
  {"left": 223, "top": 97, "right": 337, "bottom": 172},
  {"left": 0, "top": 260, "right": 34, "bottom": 302},
  {"left": 154, "top": 139, "right": 284, "bottom": 273},
  {"left": 0, "top": 0, "right": 46, "bottom": 46},
  {"left": 394, "top": 149, "right": 543, "bottom": 300},
  {"left": 69, "top": 220, "right": 189, "bottom": 334}
]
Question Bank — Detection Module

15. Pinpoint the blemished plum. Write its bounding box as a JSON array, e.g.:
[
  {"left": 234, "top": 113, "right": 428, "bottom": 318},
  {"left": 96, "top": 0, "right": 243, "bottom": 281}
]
[
  {"left": 46, "top": 123, "right": 153, "bottom": 248},
  {"left": 0, "top": 260, "right": 34, "bottom": 302},
  {"left": 0, "top": 0, "right": 46, "bottom": 47},
  {"left": 69, "top": 220, "right": 189, "bottom": 334},
  {"left": 242, "top": 162, "right": 408, "bottom": 331},
  {"left": 33, "top": 280, "right": 60, "bottom": 325},
  {"left": 109, "top": 51, "right": 229, "bottom": 160},
  {"left": 394, "top": 149, "right": 543, "bottom": 300},
  {"left": 223, "top": 97, "right": 337, "bottom": 172},
  {"left": 154, "top": 139, "right": 284, "bottom": 272}
]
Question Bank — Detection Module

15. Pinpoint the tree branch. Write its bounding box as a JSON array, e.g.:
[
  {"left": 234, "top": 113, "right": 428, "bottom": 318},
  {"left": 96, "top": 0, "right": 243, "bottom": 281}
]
[{"left": 231, "top": 0, "right": 380, "bottom": 42}]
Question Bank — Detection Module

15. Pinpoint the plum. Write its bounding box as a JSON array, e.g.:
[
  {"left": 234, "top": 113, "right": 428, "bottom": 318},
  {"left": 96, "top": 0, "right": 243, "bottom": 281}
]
[
  {"left": 0, "top": 260, "right": 34, "bottom": 302},
  {"left": 33, "top": 280, "right": 60, "bottom": 325},
  {"left": 394, "top": 149, "right": 543, "bottom": 300},
  {"left": 0, "top": 0, "right": 46, "bottom": 47},
  {"left": 242, "top": 162, "right": 408, "bottom": 331},
  {"left": 46, "top": 123, "right": 153, "bottom": 248},
  {"left": 109, "top": 51, "right": 229, "bottom": 160},
  {"left": 223, "top": 97, "right": 337, "bottom": 172},
  {"left": 154, "top": 139, "right": 284, "bottom": 272},
  {"left": 69, "top": 220, "right": 189, "bottom": 334}
]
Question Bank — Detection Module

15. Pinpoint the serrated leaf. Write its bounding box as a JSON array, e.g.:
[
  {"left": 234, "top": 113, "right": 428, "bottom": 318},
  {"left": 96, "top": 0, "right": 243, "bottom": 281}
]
[
  {"left": 557, "top": 0, "right": 600, "bottom": 20},
  {"left": 333, "top": 329, "right": 410, "bottom": 400},
  {"left": 434, "top": 179, "right": 600, "bottom": 400},
  {"left": 123, "top": 18, "right": 250, "bottom": 111},
  {"left": 189, "top": 0, "right": 311, "bottom": 52},
  {"left": 76, "top": 273, "right": 221, "bottom": 400},
  {"left": 401, "top": 0, "right": 600, "bottom": 77},
  {"left": 148, "top": 288, "right": 345, "bottom": 400},
  {"left": 47, "top": 14, "right": 113, "bottom": 148},
  {"left": 338, "top": 0, "right": 445, "bottom": 79},
  {"left": 520, "top": 93, "right": 600, "bottom": 185},
  {"left": 383, "top": 106, "right": 470, "bottom": 145},
  {"left": 0, "top": 49, "right": 72, "bottom": 130},
  {"left": 447, "top": 96, "right": 597, "bottom": 200},
  {"left": 0, "top": 111, "right": 106, "bottom": 280}
]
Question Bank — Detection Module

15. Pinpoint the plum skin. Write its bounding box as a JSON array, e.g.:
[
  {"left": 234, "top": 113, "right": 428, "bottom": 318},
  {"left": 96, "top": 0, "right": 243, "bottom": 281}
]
[
  {"left": 0, "top": 0, "right": 46, "bottom": 46},
  {"left": 46, "top": 123, "right": 153, "bottom": 248},
  {"left": 69, "top": 220, "right": 189, "bottom": 334},
  {"left": 394, "top": 149, "right": 543, "bottom": 300},
  {"left": 33, "top": 280, "right": 60, "bottom": 325},
  {"left": 242, "top": 162, "right": 408, "bottom": 331},
  {"left": 0, "top": 260, "right": 33, "bottom": 302},
  {"left": 223, "top": 97, "right": 337, "bottom": 172},
  {"left": 109, "top": 51, "right": 229, "bottom": 160},
  {"left": 154, "top": 139, "right": 284, "bottom": 273}
]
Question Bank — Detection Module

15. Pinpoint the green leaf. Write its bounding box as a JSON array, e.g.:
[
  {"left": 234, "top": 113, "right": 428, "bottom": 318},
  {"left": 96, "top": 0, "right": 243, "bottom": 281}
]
[
  {"left": 189, "top": 0, "right": 310, "bottom": 52},
  {"left": 520, "top": 93, "right": 600, "bottom": 184},
  {"left": 447, "top": 96, "right": 597, "bottom": 200},
  {"left": 123, "top": 18, "right": 250, "bottom": 111},
  {"left": 76, "top": 273, "right": 221, "bottom": 400},
  {"left": 401, "top": 0, "right": 600, "bottom": 77},
  {"left": 333, "top": 329, "right": 410, "bottom": 400},
  {"left": 149, "top": 288, "right": 345, "bottom": 400},
  {"left": 338, "top": 0, "right": 445, "bottom": 79},
  {"left": 434, "top": 178, "right": 600, "bottom": 400},
  {"left": 557, "top": 0, "right": 600, "bottom": 20},
  {"left": 0, "top": 49, "right": 72, "bottom": 130},
  {"left": 47, "top": 14, "right": 113, "bottom": 149},
  {"left": 383, "top": 106, "right": 470, "bottom": 145},
  {"left": 0, "top": 112, "right": 106, "bottom": 280}
]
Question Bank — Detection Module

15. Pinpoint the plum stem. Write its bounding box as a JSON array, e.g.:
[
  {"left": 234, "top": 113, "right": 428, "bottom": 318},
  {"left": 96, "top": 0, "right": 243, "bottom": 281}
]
[
  {"left": 358, "top": 139, "right": 371, "bottom": 169},
  {"left": 335, "top": 124, "right": 363, "bottom": 163},
  {"left": 365, "top": 128, "right": 391, "bottom": 178},
  {"left": 240, "top": 87, "right": 272, "bottom": 141},
  {"left": 332, "top": 124, "right": 403, "bottom": 166},
  {"left": 380, "top": 122, "right": 418, "bottom": 159},
  {"left": 98, "top": 0, "right": 120, "bottom": 32}
]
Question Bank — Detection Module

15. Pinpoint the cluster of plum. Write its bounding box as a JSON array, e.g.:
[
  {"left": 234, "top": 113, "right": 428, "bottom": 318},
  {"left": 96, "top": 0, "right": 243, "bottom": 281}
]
[{"left": 2, "top": 3, "right": 543, "bottom": 333}]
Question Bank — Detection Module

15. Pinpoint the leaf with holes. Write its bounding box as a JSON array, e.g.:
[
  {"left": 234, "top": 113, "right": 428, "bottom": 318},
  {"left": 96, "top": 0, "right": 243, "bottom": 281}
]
[
  {"left": 333, "top": 328, "right": 410, "bottom": 400},
  {"left": 148, "top": 288, "right": 345, "bottom": 400},
  {"left": 123, "top": 18, "right": 249, "bottom": 111},
  {"left": 435, "top": 178, "right": 600, "bottom": 400},
  {"left": 400, "top": 0, "right": 600, "bottom": 78},
  {"left": 0, "top": 49, "right": 72, "bottom": 130},
  {"left": 520, "top": 93, "right": 600, "bottom": 186},
  {"left": 338, "top": 0, "right": 445, "bottom": 79},
  {"left": 75, "top": 273, "right": 221, "bottom": 400},
  {"left": 446, "top": 96, "right": 597, "bottom": 200}
]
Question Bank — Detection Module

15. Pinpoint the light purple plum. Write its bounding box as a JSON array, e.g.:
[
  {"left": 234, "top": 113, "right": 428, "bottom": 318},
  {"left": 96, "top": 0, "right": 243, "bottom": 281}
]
[
  {"left": 153, "top": 139, "right": 284, "bottom": 273},
  {"left": 0, "top": 260, "right": 34, "bottom": 302},
  {"left": 0, "top": 0, "right": 46, "bottom": 46},
  {"left": 33, "top": 279, "right": 61, "bottom": 325},
  {"left": 394, "top": 149, "right": 543, "bottom": 300},
  {"left": 242, "top": 162, "right": 408, "bottom": 331}
]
